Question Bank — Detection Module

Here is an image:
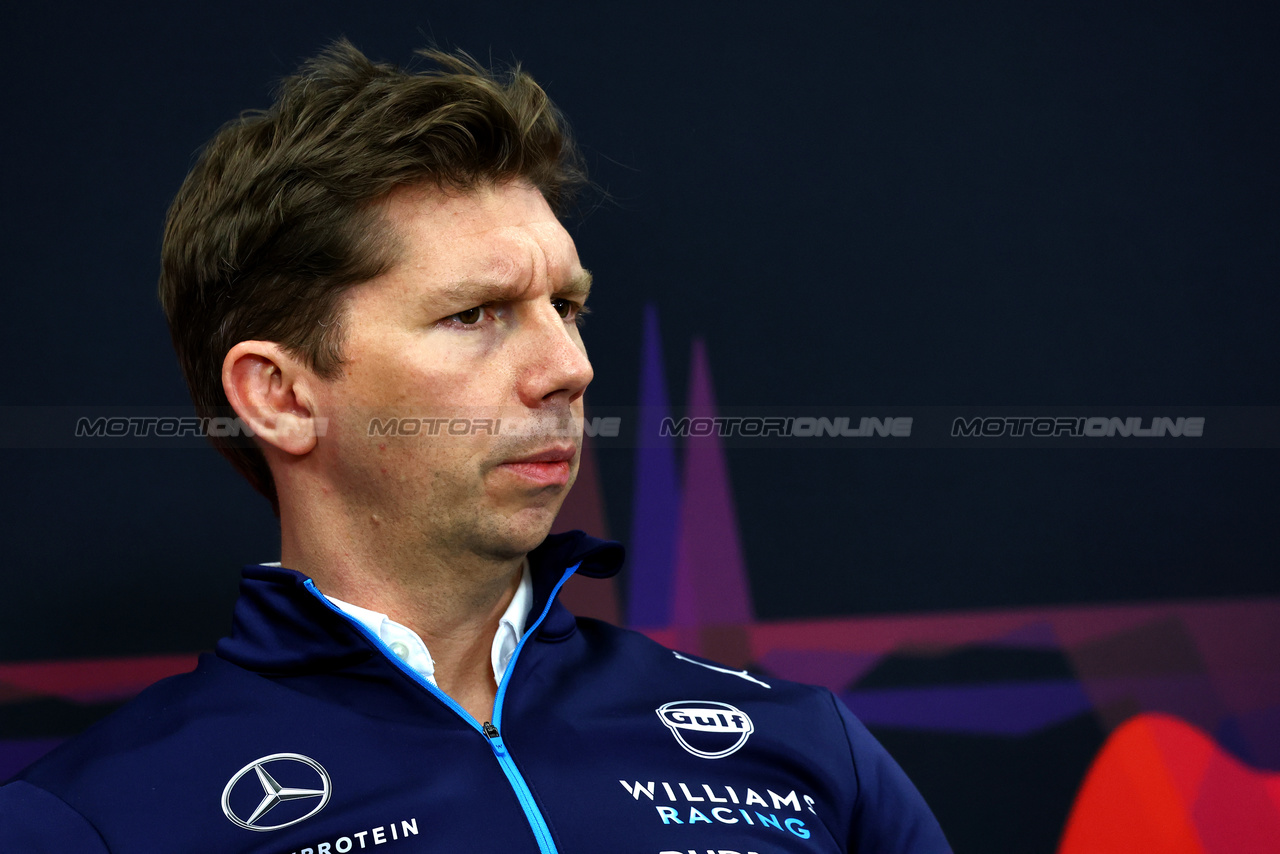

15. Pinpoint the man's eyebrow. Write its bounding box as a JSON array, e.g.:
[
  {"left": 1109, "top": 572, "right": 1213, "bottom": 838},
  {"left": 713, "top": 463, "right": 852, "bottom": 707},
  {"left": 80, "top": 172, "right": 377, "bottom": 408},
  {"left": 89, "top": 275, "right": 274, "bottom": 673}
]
[
  {"left": 558, "top": 269, "right": 593, "bottom": 299},
  {"left": 435, "top": 269, "right": 592, "bottom": 307},
  {"left": 436, "top": 280, "right": 522, "bottom": 306}
]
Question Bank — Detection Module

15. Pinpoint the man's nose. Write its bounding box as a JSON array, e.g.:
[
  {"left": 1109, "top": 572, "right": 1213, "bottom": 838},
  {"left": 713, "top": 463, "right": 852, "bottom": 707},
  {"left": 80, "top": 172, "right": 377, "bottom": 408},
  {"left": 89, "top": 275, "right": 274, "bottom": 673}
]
[{"left": 515, "top": 305, "right": 594, "bottom": 408}]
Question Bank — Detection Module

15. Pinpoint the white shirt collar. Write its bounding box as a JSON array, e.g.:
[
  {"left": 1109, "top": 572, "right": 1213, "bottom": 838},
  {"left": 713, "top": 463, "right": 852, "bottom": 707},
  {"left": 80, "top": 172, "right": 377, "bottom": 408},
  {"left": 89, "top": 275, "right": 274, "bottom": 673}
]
[{"left": 314, "top": 559, "right": 533, "bottom": 688}]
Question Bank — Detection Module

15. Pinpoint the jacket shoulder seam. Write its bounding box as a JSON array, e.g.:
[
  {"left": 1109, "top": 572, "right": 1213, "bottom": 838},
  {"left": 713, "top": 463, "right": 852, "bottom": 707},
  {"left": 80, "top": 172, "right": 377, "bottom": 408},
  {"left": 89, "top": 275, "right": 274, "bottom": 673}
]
[{"left": 825, "top": 688, "right": 864, "bottom": 805}]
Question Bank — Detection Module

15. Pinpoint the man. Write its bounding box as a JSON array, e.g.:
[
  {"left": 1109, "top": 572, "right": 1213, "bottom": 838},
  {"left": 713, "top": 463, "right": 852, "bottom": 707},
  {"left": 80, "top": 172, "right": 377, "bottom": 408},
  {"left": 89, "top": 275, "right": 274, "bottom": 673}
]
[{"left": 0, "top": 42, "right": 949, "bottom": 852}]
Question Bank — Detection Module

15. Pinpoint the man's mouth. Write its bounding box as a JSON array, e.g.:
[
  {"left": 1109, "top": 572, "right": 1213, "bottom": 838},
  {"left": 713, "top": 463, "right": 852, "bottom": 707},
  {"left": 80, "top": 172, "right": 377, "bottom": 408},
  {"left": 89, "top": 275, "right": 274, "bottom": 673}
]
[{"left": 496, "top": 445, "right": 577, "bottom": 487}]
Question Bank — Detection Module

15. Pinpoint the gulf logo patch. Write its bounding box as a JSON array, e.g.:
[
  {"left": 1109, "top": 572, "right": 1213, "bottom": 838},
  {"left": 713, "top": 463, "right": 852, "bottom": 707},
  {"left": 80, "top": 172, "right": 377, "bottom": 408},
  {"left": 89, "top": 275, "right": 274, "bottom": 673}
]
[{"left": 657, "top": 700, "right": 754, "bottom": 759}]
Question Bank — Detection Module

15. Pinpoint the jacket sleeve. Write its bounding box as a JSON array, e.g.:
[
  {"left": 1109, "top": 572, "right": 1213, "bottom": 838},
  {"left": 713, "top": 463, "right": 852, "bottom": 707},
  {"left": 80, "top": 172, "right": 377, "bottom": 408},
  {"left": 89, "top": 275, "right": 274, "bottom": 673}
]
[
  {"left": 831, "top": 692, "right": 953, "bottom": 853},
  {"left": 0, "top": 780, "right": 110, "bottom": 853}
]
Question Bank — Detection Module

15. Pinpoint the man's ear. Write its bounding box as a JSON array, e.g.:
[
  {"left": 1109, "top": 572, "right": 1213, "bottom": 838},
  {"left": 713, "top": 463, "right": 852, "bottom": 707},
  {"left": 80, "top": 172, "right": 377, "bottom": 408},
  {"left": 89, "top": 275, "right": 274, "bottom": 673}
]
[{"left": 222, "top": 341, "right": 320, "bottom": 457}]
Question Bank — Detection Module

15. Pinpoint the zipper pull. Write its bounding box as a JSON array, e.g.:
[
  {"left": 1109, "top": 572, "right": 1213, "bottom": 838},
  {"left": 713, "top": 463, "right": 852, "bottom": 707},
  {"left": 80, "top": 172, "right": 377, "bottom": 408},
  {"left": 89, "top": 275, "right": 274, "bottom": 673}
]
[{"left": 482, "top": 721, "right": 506, "bottom": 756}]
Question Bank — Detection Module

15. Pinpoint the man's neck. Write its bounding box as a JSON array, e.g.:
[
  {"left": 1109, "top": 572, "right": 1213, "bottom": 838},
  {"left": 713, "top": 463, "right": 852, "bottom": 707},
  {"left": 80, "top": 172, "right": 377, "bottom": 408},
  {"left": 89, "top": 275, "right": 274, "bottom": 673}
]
[{"left": 278, "top": 506, "right": 526, "bottom": 724}]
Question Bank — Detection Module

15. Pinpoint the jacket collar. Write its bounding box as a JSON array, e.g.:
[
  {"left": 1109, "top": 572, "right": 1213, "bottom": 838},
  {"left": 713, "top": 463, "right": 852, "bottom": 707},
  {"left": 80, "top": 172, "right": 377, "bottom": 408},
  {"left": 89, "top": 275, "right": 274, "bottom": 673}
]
[{"left": 216, "top": 530, "right": 624, "bottom": 676}]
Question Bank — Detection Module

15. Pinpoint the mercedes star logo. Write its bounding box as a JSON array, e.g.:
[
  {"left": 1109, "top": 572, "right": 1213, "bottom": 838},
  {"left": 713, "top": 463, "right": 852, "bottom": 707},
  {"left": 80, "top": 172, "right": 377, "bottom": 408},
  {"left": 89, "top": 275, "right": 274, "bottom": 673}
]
[{"left": 221, "top": 753, "right": 332, "bottom": 831}]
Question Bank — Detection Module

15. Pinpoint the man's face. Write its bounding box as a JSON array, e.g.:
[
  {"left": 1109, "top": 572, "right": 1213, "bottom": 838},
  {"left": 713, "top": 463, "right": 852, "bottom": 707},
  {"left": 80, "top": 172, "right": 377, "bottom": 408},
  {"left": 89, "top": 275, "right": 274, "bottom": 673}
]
[{"left": 311, "top": 181, "right": 593, "bottom": 561}]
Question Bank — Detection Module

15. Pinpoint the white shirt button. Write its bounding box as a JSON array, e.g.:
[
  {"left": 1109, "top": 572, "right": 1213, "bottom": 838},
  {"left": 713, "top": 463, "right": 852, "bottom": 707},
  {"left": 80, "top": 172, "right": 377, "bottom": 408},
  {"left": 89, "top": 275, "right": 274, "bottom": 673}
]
[{"left": 388, "top": 641, "right": 410, "bottom": 660}]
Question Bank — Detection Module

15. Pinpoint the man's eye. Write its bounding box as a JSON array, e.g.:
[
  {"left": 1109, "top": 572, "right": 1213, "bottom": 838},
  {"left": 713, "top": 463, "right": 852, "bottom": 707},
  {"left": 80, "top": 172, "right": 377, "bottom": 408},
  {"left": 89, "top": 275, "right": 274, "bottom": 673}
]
[
  {"left": 552, "top": 298, "right": 586, "bottom": 322},
  {"left": 453, "top": 307, "right": 484, "bottom": 325}
]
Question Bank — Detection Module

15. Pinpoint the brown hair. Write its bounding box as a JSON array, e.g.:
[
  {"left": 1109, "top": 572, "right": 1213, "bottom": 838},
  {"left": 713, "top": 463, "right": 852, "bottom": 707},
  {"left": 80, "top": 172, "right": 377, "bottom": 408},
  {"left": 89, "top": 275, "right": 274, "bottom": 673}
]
[{"left": 159, "top": 40, "right": 585, "bottom": 511}]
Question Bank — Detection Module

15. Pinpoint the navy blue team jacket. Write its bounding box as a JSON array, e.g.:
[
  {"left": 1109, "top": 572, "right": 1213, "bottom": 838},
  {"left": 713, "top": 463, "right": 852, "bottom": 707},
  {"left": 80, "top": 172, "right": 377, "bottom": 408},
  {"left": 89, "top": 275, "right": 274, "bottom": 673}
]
[{"left": 0, "top": 532, "right": 950, "bottom": 853}]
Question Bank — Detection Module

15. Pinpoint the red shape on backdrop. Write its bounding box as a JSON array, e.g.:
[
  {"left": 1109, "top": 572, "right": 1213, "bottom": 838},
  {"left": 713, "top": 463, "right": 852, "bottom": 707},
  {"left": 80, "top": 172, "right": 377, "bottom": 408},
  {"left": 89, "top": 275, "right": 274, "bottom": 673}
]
[
  {"left": 0, "top": 655, "right": 199, "bottom": 704},
  {"left": 1058, "top": 712, "right": 1280, "bottom": 854}
]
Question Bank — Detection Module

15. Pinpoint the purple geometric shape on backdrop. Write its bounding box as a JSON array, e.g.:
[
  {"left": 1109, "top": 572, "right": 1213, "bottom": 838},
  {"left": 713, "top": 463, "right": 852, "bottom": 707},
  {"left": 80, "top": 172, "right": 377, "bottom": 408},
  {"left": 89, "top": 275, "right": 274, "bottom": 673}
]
[
  {"left": 757, "top": 649, "right": 884, "bottom": 693},
  {"left": 626, "top": 305, "right": 682, "bottom": 628},
  {"left": 840, "top": 681, "right": 1094, "bottom": 736},
  {"left": 0, "top": 738, "right": 63, "bottom": 783},
  {"left": 670, "top": 339, "right": 753, "bottom": 628},
  {"left": 1217, "top": 704, "right": 1280, "bottom": 771}
]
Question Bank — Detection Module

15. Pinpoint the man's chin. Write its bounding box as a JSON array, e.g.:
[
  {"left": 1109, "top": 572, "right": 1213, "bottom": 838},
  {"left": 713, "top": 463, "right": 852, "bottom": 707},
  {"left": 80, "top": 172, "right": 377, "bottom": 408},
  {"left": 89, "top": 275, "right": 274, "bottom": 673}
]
[{"left": 475, "top": 504, "right": 565, "bottom": 560}]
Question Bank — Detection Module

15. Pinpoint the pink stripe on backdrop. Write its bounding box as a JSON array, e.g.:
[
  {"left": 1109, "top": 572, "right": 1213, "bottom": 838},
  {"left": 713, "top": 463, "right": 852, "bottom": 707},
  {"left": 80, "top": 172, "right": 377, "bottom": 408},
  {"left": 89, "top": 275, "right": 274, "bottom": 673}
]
[{"left": 746, "top": 598, "right": 1280, "bottom": 658}]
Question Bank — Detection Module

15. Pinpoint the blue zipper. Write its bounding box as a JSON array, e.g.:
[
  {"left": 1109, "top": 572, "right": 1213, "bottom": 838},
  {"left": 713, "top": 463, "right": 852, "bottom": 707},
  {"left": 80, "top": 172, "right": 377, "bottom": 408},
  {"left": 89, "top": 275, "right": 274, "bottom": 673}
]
[{"left": 304, "top": 562, "right": 580, "bottom": 854}]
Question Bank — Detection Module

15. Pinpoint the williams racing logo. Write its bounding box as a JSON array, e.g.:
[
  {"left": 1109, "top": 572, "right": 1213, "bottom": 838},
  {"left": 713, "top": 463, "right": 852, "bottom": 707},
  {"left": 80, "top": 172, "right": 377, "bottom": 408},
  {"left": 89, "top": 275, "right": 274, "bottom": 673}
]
[{"left": 657, "top": 701, "right": 754, "bottom": 759}]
